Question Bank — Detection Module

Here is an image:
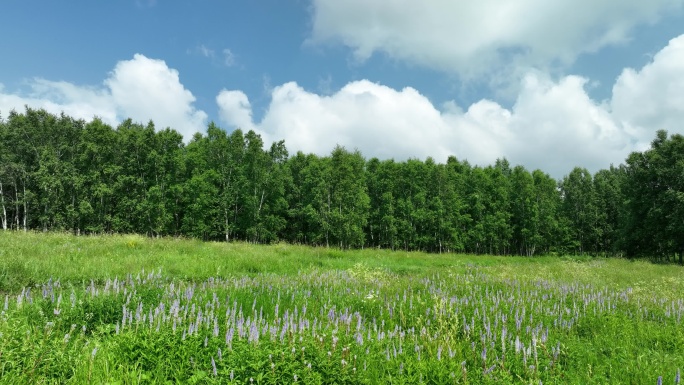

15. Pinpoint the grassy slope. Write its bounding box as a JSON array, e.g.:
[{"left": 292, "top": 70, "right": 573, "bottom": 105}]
[{"left": 1, "top": 231, "right": 683, "bottom": 300}]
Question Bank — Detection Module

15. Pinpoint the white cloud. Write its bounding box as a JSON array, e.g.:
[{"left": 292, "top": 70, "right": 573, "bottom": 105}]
[
  {"left": 105, "top": 54, "right": 207, "bottom": 138},
  {"left": 217, "top": 77, "right": 625, "bottom": 176},
  {"left": 197, "top": 44, "right": 215, "bottom": 58},
  {"left": 308, "top": 0, "right": 683, "bottom": 79},
  {"left": 190, "top": 45, "right": 237, "bottom": 67},
  {"left": 216, "top": 90, "right": 254, "bottom": 132},
  {"left": 0, "top": 54, "right": 207, "bottom": 140},
  {"left": 223, "top": 49, "right": 236, "bottom": 67},
  {"left": 611, "top": 35, "right": 684, "bottom": 144},
  {"left": 506, "top": 73, "right": 629, "bottom": 175},
  {"left": 218, "top": 34, "right": 684, "bottom": 177}
]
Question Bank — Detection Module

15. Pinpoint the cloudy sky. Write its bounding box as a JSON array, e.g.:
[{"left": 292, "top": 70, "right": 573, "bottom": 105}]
[{"left": 2, "top": 1, "right": 684, "bottom": 177}]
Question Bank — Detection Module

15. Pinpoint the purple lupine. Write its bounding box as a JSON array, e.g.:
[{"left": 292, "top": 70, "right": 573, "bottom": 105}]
[
  {"left": 249, "top": 323, "right": 259, "bottom": 344},
  {"left": 226, "top": 327, "right": 234, "bottom": 348},
  {"left": 657, "top": 376, "right": 662, "bottom": 385},
  {"left": 676, "top": 369, "right": 680, "bottom": 385},
  {"left": 211, "top": 357, "right": 217, "bottom": 377},
  {"left": 553, "top": 341, "right": 560, "bottom": 362}
]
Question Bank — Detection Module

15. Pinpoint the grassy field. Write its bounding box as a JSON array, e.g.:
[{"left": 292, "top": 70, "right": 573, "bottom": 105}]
[{"left": 0, "top": 232, "right": 683, "bottom": 384}]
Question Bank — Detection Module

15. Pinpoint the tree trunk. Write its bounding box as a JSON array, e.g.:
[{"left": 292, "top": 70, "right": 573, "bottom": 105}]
[
  {"left": 224, "top": 208, "right": 230, "bottom": 242},
  {"left": 0, "top": 180, "right": 7, "bottom": 230},
  {"left": 23, "top": 180, "right": 28, "bottom": 232},
  {"left": 14, "top": 183, "right": 19, "bottom": 229}
]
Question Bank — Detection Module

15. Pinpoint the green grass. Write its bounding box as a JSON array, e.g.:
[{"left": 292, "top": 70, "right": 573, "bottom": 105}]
[{"left": 0, "top": 231, "right": 683, "bottom": 384}]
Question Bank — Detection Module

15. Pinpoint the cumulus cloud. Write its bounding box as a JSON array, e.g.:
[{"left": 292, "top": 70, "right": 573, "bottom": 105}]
[
  {"left": 105, "top": 54, "right": 207, "bottom": 138},
  {"left": 0, "top": 79, "right": 117, "bottom": 124},
  {"left": 218, "top": 34, "right": 684, "bottom": 177},
  {"left": 0, "top": 54, "right": 207, "bottom": 140},
  {"left": 217, "top": 77, "right": 624, "bottom": 176},
  {"left": 308, "top": 0, "right": 683, "bottom": 79},
  {"left": 611, "top": 35, "right": 684, "bottom": 144},
  {"left": 216, "top": 90, "right": 254, "bottom": 132}
]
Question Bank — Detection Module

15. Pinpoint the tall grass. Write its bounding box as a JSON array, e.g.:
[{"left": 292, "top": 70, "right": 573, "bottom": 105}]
[{"left": 0, "top": 231, "right": 683, "bottom": 383}]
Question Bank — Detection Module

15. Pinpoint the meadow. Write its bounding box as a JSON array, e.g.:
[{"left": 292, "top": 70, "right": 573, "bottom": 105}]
[{"left": 0, "top": 232, "right": 683, "bottom": 384}]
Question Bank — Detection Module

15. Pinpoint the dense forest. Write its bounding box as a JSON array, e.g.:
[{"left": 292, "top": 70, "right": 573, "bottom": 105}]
[{"left": 1, "top": 107, "right": 683, "bottom": 261}]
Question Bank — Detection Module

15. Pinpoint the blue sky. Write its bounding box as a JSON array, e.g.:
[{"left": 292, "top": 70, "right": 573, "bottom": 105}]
[{"left": 2, "top": 0, "right": 684, "bottom": 177}]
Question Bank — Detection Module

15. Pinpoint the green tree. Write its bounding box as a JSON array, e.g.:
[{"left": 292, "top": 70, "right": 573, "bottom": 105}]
[
  {"left": 560, "top": 167, "right": 599, "bottom": 254},
  {"left": 78, "top": 118, "right": 120, "bottom": 233},
  {"left": 366, "top": 158, "right": 398, "bottom": 250},
  {"left": 510, "top": 165, "right": 538, "bottom": 256},
  {"left": 242, "top": 132, "right": 289, "bottom": 243},
  {"left": 328, "top": 146, "right": 369, "bottom": 249},
  {"left": 593, "top": 166, "right": 624, "bottom": 255},
  {"left": 623, "top": 130, "right": 684, "bottom": 262},
  {"left": 532, "top": 170, "right": 562, "bottom": 254}
]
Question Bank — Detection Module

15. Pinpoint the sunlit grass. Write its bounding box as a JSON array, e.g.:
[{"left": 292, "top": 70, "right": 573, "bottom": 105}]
[{"left": 0, "top": 231, "right": 683, "bottom": 384}]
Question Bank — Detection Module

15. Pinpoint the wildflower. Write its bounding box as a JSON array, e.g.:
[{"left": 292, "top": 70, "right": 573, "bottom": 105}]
[
  {"left": 91, "top": 347, "right": 98, "bottom": 359},
  {"left": 211, "top": 357, "right": 217, "bottom": 377}
]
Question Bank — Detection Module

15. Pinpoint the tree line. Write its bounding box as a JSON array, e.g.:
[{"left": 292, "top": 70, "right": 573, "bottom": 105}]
[{"left": 1, "top": 107, "right": 682, "bottom": 261}]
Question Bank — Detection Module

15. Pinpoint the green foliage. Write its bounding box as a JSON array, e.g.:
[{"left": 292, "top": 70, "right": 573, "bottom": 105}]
[
  {"left": 2, "top": 107, "right": 684, "bottom": 260},
  {"left": 623, "top": 130, "right": 684, "bottom": 261}
]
